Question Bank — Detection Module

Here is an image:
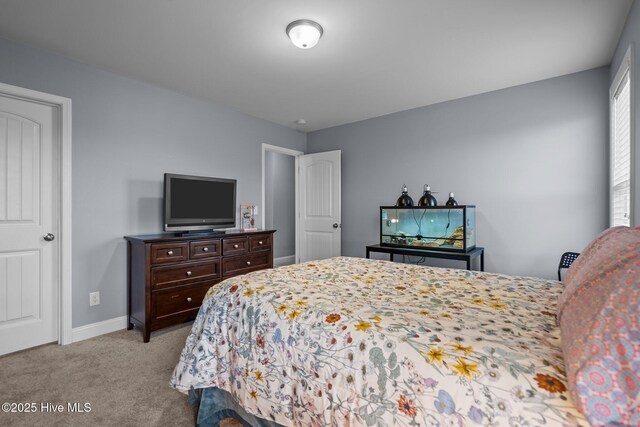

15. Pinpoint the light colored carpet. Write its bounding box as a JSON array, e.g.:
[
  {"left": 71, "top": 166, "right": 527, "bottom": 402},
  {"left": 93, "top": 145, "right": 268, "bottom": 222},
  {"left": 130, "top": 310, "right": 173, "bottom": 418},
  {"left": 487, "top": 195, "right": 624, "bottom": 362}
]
[{"left": 0, "top": 324, "right": 242, "bottom": 427}]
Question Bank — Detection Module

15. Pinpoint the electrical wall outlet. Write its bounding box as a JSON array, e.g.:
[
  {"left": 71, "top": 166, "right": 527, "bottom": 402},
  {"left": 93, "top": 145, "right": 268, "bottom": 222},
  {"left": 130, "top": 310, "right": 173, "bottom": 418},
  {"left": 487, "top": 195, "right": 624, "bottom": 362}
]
[{"left": 89, "top": 291, "right": 100, "bottom": 306}]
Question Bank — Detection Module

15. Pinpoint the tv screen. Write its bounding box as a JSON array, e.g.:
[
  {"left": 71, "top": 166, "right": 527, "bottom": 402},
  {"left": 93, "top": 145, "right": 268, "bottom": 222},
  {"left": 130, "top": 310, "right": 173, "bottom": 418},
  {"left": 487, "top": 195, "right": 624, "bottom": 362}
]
[{"left": 164, "top": 173, "right": 236, "bottom": 231}]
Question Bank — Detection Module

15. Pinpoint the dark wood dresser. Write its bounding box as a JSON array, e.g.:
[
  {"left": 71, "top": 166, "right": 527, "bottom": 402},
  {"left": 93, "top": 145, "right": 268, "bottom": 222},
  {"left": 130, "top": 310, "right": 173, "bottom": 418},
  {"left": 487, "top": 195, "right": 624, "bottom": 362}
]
[{"left": 124, "top": 229, "right": 275, "bottom": 342}]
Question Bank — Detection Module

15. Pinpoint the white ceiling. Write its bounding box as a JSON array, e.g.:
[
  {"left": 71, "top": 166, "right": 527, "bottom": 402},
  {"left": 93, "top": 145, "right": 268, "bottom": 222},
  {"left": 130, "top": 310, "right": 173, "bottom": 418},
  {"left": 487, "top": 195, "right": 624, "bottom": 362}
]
[{"left": 0, "top": 0, "right": 633, "bottom": 131}]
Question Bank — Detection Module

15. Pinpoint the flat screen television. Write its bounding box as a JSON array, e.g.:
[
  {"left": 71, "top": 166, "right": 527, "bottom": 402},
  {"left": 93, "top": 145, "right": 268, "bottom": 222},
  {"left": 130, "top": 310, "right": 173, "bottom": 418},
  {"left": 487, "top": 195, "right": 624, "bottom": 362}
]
[{"left": 164, "top": 173, "right": 236, "bottom": 232}]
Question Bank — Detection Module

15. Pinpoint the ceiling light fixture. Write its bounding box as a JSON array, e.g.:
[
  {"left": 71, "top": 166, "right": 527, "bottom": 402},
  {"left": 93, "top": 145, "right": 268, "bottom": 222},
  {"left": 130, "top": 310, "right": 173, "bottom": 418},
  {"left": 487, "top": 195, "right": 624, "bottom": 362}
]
[{"left": 286, "top": 19, "right": 323, "bottom": 49}]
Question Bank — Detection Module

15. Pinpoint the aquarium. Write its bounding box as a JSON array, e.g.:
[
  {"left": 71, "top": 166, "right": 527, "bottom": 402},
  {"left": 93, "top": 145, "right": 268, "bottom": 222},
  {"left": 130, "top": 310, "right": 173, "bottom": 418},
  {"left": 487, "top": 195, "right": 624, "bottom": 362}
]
[{"left": 380, "top": 206, "right": 476, "bottom": 253}]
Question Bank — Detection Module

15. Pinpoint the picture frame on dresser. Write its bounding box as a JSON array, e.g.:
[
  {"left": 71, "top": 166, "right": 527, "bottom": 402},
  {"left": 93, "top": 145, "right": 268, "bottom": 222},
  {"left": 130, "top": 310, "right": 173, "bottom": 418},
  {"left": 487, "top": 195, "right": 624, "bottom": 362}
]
[
  {"left": 240, "top": 204, "right": 257, "bottom": 231},
  {"left": 124, "top": 229, "right": 275, "bottom": 342}
]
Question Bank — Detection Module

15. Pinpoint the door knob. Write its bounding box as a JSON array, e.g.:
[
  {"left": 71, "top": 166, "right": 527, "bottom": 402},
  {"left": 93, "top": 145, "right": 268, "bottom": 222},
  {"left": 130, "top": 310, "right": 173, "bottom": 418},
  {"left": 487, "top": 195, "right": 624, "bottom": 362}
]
[
  {"left": 43, "top": 233, "right": 55, "bottom": 241},
  {"left": 332, "top": 223, "right": 339, "bottom": 229}
]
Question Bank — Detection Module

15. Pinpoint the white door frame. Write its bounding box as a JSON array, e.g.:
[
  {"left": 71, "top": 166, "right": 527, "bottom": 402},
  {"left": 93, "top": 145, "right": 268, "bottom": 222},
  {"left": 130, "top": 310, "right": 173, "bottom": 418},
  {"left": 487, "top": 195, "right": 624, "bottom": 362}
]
[
  {"left": 0, "top": 82, "right": 72, "bottom": 345},
  {"left": 261, "top": 143, "right": 303, "bottom": 263}
]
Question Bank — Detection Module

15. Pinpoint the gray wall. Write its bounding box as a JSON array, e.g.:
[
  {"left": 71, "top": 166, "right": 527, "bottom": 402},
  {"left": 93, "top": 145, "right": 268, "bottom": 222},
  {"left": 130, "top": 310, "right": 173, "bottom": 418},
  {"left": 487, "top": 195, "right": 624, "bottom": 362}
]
[
  {"left": 0, "top": 37, "right": 306, "bottom": 328},
  {"left": 611, "top": 0, "right": 639, "bottom": 226},
  {"left": 0, "top": 31, "right": 614, "bottom": 327},
  {"left": 265, "top": 151, "right": 296, "bottom": 259},
  {"left": 308, "top": 68, "right": 610, "bottom": 279}
]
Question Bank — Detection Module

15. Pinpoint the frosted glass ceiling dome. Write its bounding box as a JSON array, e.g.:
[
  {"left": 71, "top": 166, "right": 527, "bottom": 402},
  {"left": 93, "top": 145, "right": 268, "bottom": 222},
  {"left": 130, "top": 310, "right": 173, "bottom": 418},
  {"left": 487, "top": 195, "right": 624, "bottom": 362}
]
[{"left": 286, "top": 19, "right": 323, "bottom": 49}]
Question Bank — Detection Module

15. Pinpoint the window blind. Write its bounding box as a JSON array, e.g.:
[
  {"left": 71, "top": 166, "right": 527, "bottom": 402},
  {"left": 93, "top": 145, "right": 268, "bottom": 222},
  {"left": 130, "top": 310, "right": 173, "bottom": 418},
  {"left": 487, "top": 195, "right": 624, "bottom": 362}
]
[{"left": 611, "top": 68, "right": 631, "bottom": 227}]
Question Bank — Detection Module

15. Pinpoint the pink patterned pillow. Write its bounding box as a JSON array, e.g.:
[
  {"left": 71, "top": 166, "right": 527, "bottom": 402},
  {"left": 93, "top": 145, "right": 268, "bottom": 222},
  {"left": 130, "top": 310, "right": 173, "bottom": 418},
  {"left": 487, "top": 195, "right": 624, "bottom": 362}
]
[
  {"left": 558, "top": 226, "right": 640, "bottom": 425},
  {"left": 557, "top": 227, "right": 625, "bottom": 320}
]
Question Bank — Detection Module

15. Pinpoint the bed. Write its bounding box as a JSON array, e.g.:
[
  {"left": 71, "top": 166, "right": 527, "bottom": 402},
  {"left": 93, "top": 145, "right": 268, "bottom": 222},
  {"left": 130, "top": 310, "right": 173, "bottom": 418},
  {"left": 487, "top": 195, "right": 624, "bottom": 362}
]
[{"left": 171, "top": 227, "right": 639, "bottom": 427}]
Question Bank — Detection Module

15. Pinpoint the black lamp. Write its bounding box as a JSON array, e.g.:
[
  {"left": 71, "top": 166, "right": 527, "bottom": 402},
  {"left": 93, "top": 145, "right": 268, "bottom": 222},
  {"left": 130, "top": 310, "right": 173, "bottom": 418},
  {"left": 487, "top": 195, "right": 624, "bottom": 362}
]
[
  {"left": 396, "top": 184, "right": 414, "bottom": 207},
  {"left": 418, "top": 184, "right": 438, "bottom": 207}
]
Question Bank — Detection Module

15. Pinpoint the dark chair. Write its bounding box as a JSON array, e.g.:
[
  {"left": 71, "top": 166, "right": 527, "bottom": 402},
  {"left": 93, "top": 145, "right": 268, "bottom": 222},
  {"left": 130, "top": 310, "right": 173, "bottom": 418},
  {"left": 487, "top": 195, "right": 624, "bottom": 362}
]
[{"left": 558, "top": 252, "right": 580, "bottom": 281}]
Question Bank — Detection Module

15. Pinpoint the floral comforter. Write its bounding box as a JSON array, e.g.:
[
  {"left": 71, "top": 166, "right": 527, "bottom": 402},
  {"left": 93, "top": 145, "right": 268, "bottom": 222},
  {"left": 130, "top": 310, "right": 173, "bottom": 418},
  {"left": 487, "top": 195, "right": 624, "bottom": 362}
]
[{"left": 171, "top": 257, "right": 587, "bottom": 426}]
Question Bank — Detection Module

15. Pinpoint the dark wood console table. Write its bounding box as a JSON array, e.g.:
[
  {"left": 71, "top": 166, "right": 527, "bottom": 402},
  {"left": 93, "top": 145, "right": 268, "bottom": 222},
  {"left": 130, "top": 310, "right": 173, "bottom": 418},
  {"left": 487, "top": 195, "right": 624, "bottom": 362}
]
[{"left": 366, "top": 244, "right": 484, "bottom": 271}]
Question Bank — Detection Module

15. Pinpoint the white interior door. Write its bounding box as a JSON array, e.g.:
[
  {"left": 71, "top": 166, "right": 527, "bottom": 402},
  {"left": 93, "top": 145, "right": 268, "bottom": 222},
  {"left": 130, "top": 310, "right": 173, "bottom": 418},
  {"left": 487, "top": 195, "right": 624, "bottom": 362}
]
[
  {"left": 298, "top": 150, "right": 341, "bottom": 262},
  {"left": 0, "top": 93, "right": 59, "bottom": 355}
]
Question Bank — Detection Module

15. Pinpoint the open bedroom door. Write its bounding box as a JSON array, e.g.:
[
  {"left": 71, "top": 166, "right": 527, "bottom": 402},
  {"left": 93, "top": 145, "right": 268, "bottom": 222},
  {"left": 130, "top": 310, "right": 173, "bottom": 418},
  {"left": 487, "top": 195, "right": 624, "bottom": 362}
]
[{"left": 297, "top": 150, "right": 341, "bottom": 262}]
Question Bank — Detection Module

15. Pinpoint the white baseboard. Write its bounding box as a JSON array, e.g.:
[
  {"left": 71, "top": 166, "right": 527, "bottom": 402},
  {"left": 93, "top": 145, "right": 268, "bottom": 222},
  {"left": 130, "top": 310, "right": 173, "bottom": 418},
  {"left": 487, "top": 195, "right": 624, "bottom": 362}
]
[
  {"left": 71, "top": 316, "right": 128, "bottom": 343},
  {"left": 274, "top": 255, "right": 295, "bottom": 267}
]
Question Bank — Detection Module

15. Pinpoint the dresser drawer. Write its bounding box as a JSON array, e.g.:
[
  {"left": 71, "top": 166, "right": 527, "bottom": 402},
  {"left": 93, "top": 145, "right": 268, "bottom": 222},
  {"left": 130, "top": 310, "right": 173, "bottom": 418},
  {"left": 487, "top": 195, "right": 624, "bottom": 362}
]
[
  {"left": 153, "top": 282, "right": 213, "bottom": 320},
  {"left": 222, "top": 237, "right": 248, "bottom": 256},
  {"left": 249, "top": 234, "right": 272, "bottom": 253},
  {"left": 222, "top": 253, "right": 270, "bottom": 277},
  {"left": 190, "top": 239, "right": 221, "bottom": 259},
  {"left": 151, "top": 260, "right": 220, "bottom": 290},
  {"left": 150, "top": 242, "right": 189, "bottom": 264}
]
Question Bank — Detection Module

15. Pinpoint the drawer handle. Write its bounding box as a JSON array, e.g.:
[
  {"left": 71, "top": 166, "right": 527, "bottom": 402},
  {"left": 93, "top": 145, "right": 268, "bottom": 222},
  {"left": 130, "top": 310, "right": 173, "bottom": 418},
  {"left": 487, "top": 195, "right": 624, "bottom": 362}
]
[
  {"left": 246, "top": 261, "right": 251, "bottom": 266},
  {"left": 233, "top": 244, "right": 239, "bottom": 249},
  {"left": 167, "top": 250, "right": 174, "bottom": 256},
  {"left": 258, "top": 241, "right": 263, "bottom": 245},
  {"left": 186, "top": 297, "right": 193, "bottom": 303},
  {"left": 186, "top": 271, "right": 192, "bottom": 276},
  {"left": 203, "top": 247, "right": 209, "bottom": 252}
]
